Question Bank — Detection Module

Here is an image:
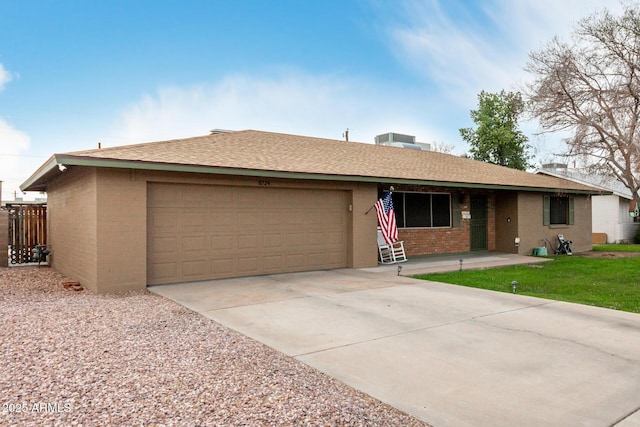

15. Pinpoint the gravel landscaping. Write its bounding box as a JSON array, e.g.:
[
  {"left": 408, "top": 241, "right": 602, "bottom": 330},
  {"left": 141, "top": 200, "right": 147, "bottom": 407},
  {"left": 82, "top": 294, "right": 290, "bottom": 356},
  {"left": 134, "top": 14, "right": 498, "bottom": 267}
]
[{"left": 0, "top": 266, "right": 429, "bottom": 426}]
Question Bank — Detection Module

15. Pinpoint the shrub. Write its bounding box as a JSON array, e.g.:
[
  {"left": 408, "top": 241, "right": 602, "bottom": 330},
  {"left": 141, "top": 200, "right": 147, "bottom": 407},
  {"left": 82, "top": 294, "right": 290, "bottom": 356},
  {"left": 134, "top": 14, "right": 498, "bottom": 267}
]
[{"left": 634, "top": 225, "right": 640, "bottom": 244}]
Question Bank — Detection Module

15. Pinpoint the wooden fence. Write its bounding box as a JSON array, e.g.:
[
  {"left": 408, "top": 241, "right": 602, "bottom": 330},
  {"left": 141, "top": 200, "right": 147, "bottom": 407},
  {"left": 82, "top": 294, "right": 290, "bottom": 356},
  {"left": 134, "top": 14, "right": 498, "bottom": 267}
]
[{"left": 7, "top": 204, "right": 47, "bottom": 264}]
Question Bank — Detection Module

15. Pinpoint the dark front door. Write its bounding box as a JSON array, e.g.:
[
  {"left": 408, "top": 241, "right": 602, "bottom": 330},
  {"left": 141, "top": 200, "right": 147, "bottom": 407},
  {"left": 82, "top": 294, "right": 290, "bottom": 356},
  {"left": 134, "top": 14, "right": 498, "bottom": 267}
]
[{"left": 470, "top": 196, "right": 488, "bottom": 251}]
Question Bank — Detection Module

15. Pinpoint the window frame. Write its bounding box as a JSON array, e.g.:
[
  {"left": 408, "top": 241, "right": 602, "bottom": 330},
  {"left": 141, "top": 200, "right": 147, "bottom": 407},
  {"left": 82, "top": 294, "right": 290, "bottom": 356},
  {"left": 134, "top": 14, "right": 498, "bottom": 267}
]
[
  {"left": 392, "top": 191, "right": 452, "bottom": 229},
  {"left": 543, "top": 195, "right": 575, "bottom": 226}
]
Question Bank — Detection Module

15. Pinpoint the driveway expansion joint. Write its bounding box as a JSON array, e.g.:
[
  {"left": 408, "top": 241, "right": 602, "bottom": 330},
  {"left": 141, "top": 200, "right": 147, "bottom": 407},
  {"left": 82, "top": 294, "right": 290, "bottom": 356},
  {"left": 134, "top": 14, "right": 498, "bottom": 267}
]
[
  {"left": 610, "top": 404, "right": 640, "bottom": 426},
  {"left": 293, "top": 301, "right": 557, "bottom": 358}
]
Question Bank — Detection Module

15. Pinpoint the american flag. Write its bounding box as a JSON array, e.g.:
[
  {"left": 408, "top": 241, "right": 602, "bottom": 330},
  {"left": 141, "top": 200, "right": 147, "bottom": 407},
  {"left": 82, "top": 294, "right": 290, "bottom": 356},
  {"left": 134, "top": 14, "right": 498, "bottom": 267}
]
[{"left": 375, "top": 192, "right": 398, "bottom": 245}]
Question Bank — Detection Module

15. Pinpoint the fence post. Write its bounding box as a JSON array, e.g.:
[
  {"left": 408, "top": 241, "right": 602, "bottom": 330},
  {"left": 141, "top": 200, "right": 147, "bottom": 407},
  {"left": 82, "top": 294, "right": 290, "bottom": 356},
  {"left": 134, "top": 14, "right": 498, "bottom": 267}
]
[{"left": 0, "top": 209, "right": 8, "bottom": 268}]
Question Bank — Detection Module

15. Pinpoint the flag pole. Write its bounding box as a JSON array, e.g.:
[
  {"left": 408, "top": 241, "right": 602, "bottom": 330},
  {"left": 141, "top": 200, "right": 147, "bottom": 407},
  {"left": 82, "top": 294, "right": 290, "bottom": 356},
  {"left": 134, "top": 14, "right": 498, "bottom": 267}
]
[{"left": 365, "top": 187, "right": 394, "bottom": 214}]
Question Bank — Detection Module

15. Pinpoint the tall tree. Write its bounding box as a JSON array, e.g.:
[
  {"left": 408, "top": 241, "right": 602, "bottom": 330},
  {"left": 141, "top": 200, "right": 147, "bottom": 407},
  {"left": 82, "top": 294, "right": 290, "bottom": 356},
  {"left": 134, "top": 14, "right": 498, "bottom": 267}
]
[
  {"left": 460, "top": 90, "right": 533, "bottom": 170},
  {"left": 525, "top": 4, "right": 640, "bottom": 204}
]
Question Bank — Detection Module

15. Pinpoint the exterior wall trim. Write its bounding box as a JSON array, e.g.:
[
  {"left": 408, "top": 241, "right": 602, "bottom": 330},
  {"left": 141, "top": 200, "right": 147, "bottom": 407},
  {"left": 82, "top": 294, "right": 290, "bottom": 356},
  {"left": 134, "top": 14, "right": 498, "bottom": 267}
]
[{"left": 23, "top": 155, "right": 605, "bottom": 195}]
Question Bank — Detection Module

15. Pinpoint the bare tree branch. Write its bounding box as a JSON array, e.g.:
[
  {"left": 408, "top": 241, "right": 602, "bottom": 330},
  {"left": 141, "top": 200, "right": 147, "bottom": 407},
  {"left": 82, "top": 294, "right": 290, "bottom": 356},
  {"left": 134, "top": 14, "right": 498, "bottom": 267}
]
[{"left": 525, "top": 3, "right": 640, "bottom": 205}]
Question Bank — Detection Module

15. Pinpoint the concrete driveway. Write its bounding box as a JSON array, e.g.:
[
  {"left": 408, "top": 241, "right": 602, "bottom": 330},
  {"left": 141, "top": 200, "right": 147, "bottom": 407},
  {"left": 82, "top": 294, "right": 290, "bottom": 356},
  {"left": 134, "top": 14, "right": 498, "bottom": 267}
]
[{"left": 150, "top": 259, "right": 640, "bottom": 427}]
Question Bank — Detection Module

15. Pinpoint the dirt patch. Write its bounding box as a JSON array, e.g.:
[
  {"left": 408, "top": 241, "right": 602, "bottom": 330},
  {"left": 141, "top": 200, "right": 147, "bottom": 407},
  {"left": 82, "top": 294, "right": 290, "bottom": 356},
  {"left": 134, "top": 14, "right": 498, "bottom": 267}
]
[{"left": 576, "top": 250, "right": 640, "bottom": 258}]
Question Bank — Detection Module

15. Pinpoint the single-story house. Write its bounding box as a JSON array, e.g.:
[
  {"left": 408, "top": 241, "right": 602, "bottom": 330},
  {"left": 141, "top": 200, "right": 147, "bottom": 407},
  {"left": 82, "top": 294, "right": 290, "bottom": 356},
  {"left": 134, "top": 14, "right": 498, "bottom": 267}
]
[
  {"left": 21, "top": 129, "right": 603, "bottom": 293},
  {"left": 538, "top": 163, "right": 639, "bottom": 243}
]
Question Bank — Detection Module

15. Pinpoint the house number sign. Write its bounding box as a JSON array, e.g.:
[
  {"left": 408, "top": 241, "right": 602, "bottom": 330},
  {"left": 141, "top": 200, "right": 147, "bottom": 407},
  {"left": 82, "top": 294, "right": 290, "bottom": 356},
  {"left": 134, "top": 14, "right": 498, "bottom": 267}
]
[{"left": 258, "top": 180, "right": 271, "bottom": 186}]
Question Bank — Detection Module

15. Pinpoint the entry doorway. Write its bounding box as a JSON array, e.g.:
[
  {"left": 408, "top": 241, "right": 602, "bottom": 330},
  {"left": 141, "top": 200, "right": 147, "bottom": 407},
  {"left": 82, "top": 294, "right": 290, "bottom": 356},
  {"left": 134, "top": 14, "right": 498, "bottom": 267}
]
[{"left": 470, "top": 195, "right": 488, "bottom": 251}]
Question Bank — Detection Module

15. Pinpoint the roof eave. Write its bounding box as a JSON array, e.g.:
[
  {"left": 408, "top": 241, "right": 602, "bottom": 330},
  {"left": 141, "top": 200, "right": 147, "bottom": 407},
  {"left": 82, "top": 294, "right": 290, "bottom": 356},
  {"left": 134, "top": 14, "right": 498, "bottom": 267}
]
[
  {"left": 537, "top": 170, "right": 622, "bottom": 198},
  {"left": 20, "top": 155, "right": 61, "bottom": 192},
  {"left": 23, "top": 155, "right": 605, "bottom": 195}
]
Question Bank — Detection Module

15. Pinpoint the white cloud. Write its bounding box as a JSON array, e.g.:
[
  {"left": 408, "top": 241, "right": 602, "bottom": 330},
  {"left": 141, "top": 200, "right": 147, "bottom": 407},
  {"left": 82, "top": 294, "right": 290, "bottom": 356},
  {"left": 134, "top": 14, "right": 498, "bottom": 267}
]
[
  {"left": 384, "top": 0, "right": 624, "bottom": 159},
  {"left": 0, "top": 118, "right": 33, "bottom": 200},
  {"left": 487, "top": 0, "right": 623, "bottom": 47},
  {"left": 111, "top": 70, "right": 441, "bottom": 148},
  {"left": 0, "top": 64, "right": 33, "bottom": 201},
  {"left": 390, "top": 2, "right": 514, "bottom": 104},
  {"left": 0, "top": 63, "right": 12, "bottom": 91},
  {"left": 388, "top": 0, "right": 621, "bottom": 103}
]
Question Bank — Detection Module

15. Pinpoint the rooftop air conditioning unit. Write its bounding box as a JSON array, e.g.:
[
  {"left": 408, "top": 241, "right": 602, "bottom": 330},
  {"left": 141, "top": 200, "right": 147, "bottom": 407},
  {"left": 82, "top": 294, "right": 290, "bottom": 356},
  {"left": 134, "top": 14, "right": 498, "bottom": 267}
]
[
  {"left": 375, "top": 132, "right": 416, "bottom": 145},
  {"left": 374, "top": 132, "right": 430, "bottom": 151}
]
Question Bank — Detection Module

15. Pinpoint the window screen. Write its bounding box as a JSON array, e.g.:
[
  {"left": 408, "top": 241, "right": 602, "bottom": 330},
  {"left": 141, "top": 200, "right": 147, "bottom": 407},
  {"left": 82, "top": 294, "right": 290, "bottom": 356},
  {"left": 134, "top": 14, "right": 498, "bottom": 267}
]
[
  {"left": 432, "top": 194, "right": 451, "bottom": 227},
  {"left": 405, "top": 193, "right": 432, "bottom": 227},
  {"left": 390, "top": 192, "right": 451, "bottom": 228},
  {"left": 392, "top": 192, "right": 405, "bottom": 228},
  {"left": 550, "top": 196, "right": 568, "bottom": 225}
]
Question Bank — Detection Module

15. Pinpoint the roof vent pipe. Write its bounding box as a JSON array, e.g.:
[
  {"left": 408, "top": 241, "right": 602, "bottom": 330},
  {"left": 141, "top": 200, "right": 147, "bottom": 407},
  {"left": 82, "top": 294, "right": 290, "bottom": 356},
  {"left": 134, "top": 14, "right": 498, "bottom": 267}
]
[
  {"left": 210, "top": 129, "right": 233, "bottom": 134},
  {"left": 374, "top": 132, "right": 431, "bottom": 151}
]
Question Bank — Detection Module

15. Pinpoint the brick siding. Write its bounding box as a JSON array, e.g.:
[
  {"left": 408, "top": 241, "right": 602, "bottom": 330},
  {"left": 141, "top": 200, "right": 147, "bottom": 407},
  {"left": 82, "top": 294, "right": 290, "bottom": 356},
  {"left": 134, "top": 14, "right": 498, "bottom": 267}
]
[{"left": 386, "top": 185, "right": 496, "bottom": 256}]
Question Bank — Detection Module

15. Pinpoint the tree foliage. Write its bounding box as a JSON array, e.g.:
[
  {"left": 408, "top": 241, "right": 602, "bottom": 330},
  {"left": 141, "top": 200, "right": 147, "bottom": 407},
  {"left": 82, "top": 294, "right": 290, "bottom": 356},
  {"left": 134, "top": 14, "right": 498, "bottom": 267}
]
[
  {"left": 460, "top": 90, "right": 533, "bottom": 170},
  {"left": 525, "top": 3, "right": 640, "bottom": 203}
]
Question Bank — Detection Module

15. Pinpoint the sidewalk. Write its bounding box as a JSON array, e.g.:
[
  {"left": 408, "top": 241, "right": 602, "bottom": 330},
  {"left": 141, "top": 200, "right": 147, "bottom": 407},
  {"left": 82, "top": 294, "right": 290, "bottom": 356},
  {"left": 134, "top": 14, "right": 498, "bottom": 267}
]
[{"left": 360, "top": 252, "right": 552, "bottom": 275}]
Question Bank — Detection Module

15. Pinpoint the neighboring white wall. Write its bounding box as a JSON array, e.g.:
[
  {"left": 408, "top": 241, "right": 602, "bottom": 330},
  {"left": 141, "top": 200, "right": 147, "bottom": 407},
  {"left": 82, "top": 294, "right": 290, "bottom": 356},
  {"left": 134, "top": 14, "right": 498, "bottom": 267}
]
[
  {"left": 592, "top": 195, "right": 619, "bottom": 243},
  {"left": 620, "top": 222, "right": 639, "bottom": 242},
  {"left": 592, "top": 194, "right": 639, "bottom": 243},
  {"left": 618, "top": 197, "right": 639, "bottom": 242}
]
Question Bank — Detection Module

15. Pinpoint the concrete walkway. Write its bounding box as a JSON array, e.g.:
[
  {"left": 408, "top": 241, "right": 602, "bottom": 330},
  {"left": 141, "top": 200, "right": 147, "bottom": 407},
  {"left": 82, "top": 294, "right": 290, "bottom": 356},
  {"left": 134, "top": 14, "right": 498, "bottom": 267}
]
[{"left": 150, "top": 254, "right": 640, "bottom": 427}]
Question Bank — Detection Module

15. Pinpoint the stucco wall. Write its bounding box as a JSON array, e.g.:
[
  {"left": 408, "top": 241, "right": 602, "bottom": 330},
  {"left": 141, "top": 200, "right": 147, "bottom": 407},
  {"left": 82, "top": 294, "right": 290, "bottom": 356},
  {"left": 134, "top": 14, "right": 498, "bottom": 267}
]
[
  {"left": 47, "top": 165, "right": 595, "bottom": 292},
  {"left": 517, "top": 192, "right": 592, "bottom": 254},
  {"left": 46, "top": 167, "right": 98, "bottom": 291},
  {"left": 350, "top": 182, "right": 379, "bottom": 267},
  {"left": 48, "top": 167, "right": 378, "bottom": 293},
  {"left": 95, "top": 168, "right": 147, "bottom": 292},
  {"left": 495, "top": 192, "right": 519, "bottom": 253}
]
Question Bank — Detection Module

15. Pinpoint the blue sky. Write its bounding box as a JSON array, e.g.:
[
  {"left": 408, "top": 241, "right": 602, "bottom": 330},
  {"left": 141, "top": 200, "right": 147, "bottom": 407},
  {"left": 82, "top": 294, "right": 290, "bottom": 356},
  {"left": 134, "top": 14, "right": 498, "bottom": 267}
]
[{"left": 0, "top": 0, "right": 622, "bottom": 200}]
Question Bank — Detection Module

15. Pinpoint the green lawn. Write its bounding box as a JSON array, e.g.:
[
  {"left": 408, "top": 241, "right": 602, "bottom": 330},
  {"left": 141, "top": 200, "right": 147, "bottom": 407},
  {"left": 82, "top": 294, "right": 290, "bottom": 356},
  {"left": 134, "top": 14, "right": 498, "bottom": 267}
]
[
  {"left": 415, "top": 255, "right": 640, "bottom": 313},
  {"left": 592, "top": 244, "right": 640, "bottom": 252}
]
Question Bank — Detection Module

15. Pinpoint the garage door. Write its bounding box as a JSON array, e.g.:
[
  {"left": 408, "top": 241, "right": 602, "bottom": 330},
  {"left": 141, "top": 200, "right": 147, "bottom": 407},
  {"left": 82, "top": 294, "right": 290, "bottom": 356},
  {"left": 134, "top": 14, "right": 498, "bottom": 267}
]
[{"left": 147, "top": 183, "right": 349, "bottom": 285}]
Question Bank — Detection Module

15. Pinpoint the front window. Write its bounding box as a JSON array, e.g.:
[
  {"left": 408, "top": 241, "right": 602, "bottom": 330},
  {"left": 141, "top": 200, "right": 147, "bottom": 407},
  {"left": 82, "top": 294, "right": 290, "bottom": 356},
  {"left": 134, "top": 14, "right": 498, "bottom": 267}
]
[
  {"left": 550, "top": 196, "right": 569, "bottom": 225},
  {"left": 392, "top": 192, "right": 451, "bottom": 228}
]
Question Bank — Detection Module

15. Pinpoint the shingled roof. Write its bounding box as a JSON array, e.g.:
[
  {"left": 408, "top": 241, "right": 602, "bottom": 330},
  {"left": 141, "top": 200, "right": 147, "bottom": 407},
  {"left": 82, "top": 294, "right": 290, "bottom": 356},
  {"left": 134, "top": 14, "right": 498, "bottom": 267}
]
[{"left": 21, "top": 129, "right": 603, "bottom": 194}]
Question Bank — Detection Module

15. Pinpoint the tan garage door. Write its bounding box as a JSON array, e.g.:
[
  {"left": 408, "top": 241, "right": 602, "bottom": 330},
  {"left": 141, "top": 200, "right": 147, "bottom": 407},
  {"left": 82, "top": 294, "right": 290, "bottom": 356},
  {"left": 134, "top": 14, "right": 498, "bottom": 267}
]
[{"left": 147, "top": 183, "right": 349, "bottom": 285}]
